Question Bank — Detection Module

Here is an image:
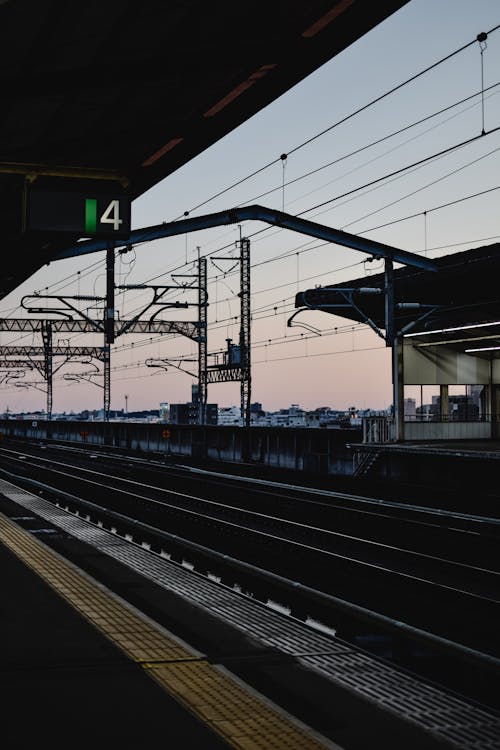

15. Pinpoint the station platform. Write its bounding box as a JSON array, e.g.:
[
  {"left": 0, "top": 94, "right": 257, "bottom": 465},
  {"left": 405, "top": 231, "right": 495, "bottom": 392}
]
[
  {"left": 349, "top": 439, "right": 500, "bottom": 499},
  {"left": 0, "top": 497, "right": 333, "bottom": 750},
  {"left": 371, "top": 439, "right": 500, "bottom": 459},
  {"left": 1, "top": 529, "right": 229, "bottom": 749},
  {"left": 2, "top": 478, "right": 498, "bottom": 750}
]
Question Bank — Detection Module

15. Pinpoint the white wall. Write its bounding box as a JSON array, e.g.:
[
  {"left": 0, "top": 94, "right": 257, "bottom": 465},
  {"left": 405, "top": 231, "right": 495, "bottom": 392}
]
[{"left": 404, "top": 421, "right": 491, "bottom": 440}]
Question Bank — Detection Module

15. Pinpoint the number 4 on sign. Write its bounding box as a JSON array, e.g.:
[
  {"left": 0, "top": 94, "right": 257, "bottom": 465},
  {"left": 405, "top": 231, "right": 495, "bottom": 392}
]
[{"left": 100, "top": 200, "right": 123, "bottom": 231}]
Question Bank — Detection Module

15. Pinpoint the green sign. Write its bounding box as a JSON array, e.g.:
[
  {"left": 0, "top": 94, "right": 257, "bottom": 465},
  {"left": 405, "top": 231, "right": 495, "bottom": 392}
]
[{"left": 25, "top": 188, "right": 131, "bottom": 239}]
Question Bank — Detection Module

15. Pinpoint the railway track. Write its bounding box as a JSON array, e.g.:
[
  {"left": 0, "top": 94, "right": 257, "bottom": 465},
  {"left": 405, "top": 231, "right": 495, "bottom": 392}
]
[
  {"left": 1, "top": 440, "right": 500, "bottom": 714},
  {"left": 0, "top": 442, "right": 498, "bottom": 661}
]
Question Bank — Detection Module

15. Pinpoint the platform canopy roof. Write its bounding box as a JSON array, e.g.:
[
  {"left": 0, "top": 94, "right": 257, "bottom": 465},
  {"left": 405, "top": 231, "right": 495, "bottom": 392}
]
[
  {"left": 405, "top": 321, "right": 500, "bottom": 361},
  {"left": 0, "top": 0, "right": 408, "bottom": 300},
  {"left": 295, "top": 243, "right": 500, "bottom": 343}
]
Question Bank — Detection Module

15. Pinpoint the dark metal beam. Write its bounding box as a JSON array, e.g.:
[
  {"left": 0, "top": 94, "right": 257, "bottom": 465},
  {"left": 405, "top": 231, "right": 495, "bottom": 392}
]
[
  {"left": 0, "top": 319, "right": 199, "bottom": 339},
  {"left": 55, "top": 205, "right": 437, "bottom": 271},
  {"left": 0, "top": 346, "right": 105, "bottom": 358},
  {"left": 0, "top": 360, "right": 39, "bottom": 370}
]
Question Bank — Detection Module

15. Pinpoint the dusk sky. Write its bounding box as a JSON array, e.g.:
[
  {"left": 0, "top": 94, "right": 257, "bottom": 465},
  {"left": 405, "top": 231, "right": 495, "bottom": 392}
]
[{"left": 2, "top": 0, "right": 500, "bottom": 414}]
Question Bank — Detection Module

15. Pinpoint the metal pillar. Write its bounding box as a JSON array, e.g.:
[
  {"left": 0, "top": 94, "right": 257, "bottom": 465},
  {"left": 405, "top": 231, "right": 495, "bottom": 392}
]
[
  {"left": 239, "top": 238, "right": 251, "bottom": 428},
  {"left": 392, "top": 335, "right": 404, "bottom": 442},
  {"left": 104, "top": 244, "right": 115, "bottom": 421},
  {"left": 440, "top": 385, "right": 449, "bottom": 422},
  {"left": 385, "top": 259, "right": 403, "bottom": 441},
  {"left": 41, "top": 321, "right": 53, "bottom": 421},
  {"left": 492, "top": 382, "right": 500, "bottom": 440},
  {"left": 384, "top": 259, "right": 395, "bottom": 348},
  {"left": 198, "top": 256, "right": 208, "bottom": 425},
  {"left": 102, "top": 344, "right": 110, "bottom": 421}
]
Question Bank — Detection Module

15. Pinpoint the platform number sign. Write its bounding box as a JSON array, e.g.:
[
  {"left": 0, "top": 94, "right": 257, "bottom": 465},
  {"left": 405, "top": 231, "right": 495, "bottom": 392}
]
[
  {"left": 85, "top": 198, "right": 124, "bottom": 234},
  {"left": 25, "top": 186, "right": 131, "bottom": 239}
]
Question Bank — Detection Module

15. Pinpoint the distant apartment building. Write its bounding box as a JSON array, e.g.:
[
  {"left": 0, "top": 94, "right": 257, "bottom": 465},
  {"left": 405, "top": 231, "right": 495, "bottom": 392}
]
[
  {"left": 404, "top": 397, "right": 416, "bottom": 421},
  {"left": 447, "top": 395, "right": 479, "bottom": 421},
  {"left": 417, "top": 394, "right": 480, "bottom": 421},
  {"left": 218, "top": 405, "right": 241, "bottom": 426},
  {"left": 170, "top": 402, "right": 218, "bottom": 425},
  {"left": 267, "top": 405, "right": 306, "bottom": 427}
]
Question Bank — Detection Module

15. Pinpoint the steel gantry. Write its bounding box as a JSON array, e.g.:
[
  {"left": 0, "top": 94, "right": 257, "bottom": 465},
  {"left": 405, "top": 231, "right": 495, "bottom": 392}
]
[
  {"left": 198, "top": 256, "right": 208, "bottom": 424},
  {"left": 0, "top": 333, "right": 107, "bottom": 420},
  {"left": 4, "top": 204, "right": 436, "bottom": 426},
  {"left": 0, "top": 315, "right": 202, "bottom": 421},
  {"left": 0, "top": 318, "right": 200, "bottom": 337},
  {"left": 11, "top": 248, "right": 206, "bottom": 421},
  {"left": 144, "top": 256, "right": 209, "bottom": 423},
  {"left": 55, "top": 205, "right": 437, "bottom": 272},
  {"left": 205, "top": 238, "right": 251, "bottom": 427},
  {"left": 292, "top": 258, "right": 441, "bottom": 441},
  {"left": 0, "top": 346, "right": 106, "bottom": 357},
  {"left": 52, "top": 203, "right": 436, "bottom": 430}
]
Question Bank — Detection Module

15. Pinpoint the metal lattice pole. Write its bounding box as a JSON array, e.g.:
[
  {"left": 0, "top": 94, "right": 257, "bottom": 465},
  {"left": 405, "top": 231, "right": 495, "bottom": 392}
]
[
  {"left": 41, "top": 321, "right": 53, "bottom": 421},
  {"left": 104, "top": 245, "right": 115, "bottom": 422},
  {"left": 103, "top": 344, "right": 110, "bottom": 422},
  {"left": 198, "top": 256, "right": 208, "bottom": 424},
  {"left": 239, "top": 238, "right": 251, "bottom": 428}
]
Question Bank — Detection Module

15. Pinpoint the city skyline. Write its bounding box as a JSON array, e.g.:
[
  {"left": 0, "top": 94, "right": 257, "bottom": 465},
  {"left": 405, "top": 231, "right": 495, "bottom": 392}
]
[{"left": 1, "top": 0, "right": 499, "bottom": 414}]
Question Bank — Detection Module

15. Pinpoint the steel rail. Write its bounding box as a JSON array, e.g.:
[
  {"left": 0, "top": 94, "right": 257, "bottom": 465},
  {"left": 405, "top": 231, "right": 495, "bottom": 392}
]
[
  {"left": 1, "top": 465, "right": 499, "bottom": 678},
  {"left": 0, "top": 452, "right": 497, "bottom": 606},
  {"left": 12, "top": 439, "right": 499, "bottom": 529},
  {"left": 0, "top": 447, "right": 496, "bottom": 586}
]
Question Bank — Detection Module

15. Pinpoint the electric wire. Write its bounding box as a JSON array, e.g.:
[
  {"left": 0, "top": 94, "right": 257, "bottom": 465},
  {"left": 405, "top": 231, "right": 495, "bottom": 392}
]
[
  {"left": 241, "top": 82, "right": 500, "bottom": 207},
  {"left": 354, "top": 185, "right": 500, "bottom": 236},
  {"left": 63, "top": 83, "right": 500, "bottom": 322},
  {"left": 173, "top": 24, "right": 500, "bottom": 219},
  {"left": 7, "top": 26, "right": 500, "bottom": 404},
  {"left": 171, "top": 122, "right": 500, "bottom": 266}
]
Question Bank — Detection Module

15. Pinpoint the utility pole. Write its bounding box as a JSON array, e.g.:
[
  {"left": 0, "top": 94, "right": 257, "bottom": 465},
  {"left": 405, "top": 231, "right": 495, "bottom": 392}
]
[
  {"left": 205, "top": 238, "right": 252, "bottom": 433},
  {"left": 41, "top": 321, "right": 53, "bottom": 421},
  {"left": 198, "top": 255, "right": 207, "bottom": 425},
  {"left": 239, "top": 238, "right": 251, "bottom": 429},
  {"left": 104, "top": 243, "right": 115, "bottom": 422}
]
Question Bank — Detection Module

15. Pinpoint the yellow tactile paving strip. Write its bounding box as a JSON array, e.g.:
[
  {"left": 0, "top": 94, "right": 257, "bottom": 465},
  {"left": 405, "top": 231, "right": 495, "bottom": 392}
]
[{"left": 0, "top": 511, "right": 334, "bottom": 750}]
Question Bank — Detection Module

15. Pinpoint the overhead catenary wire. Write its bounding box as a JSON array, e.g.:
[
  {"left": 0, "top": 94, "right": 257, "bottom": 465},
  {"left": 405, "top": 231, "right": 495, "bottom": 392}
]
[
  {"left": 13, "top": 142, "right": 500, "bottom": 358},
  {"left": 42, "top": 169, "right": 500, "bottom": 357},
  {"left": 173, "top": 23, "right": 500, "bottom": 220},
  {"left": 100, "top": 221, "right": 500, "bottom": 365},
  {"left": 143, "top": 81, "right": 500, "bottom": 280},
  {"left": 117, "top": 120, "right": 500, "bottom": 309},
  {"left": 68, "top": 73, "right": 500, "bottom": 321},
  {"left": 188, "top": 122, "right": 500, "bottom": 267},
  {"left": 300, "top": 126, "right": 500, "bottom": 217},
  {"left": 140, "top": 80, "right": 500, "bottom": 266},
  {"left": 354, "top": 185, "right": 500, "bottom": 236},
  {"left": 209, "top": 164, "right": 500, "bottom": 289},
  {"left": 8, "top": 222, "right": 500, "bottom": 376},
  {"left": 8, "top": 25, "right": 500, "bottom": 406},
  {"left": 240, "top": 82, "right": 500, "bottom": 207},
  {"left": 39, "top": 322, "right": 376, "bottom": 386}
]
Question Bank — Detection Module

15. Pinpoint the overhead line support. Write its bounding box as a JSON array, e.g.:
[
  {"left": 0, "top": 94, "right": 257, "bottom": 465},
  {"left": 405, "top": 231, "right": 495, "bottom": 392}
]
[{"left": 55, "top": 205, "right": 437, "bottom": 272}]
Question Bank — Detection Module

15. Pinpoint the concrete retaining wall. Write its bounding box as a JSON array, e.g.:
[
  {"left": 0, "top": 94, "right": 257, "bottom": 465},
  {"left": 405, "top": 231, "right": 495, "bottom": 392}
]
[{"left": 0, "top": 420, "right": 359, "bottom": 477}]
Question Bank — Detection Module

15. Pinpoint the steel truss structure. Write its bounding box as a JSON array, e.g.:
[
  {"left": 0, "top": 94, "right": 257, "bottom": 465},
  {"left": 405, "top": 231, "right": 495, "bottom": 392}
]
[
  {"left": 0, "top": 255, "right": 206, "bottom": 420},
  {"left": 206, "top": 238, "right": 251, "bottom": 427},
  {"left": 0, "top": 318, "right": 200, "bottom": 338},
  {"left": 3, "top": 203, "right": 435, "bottom": 428}
]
